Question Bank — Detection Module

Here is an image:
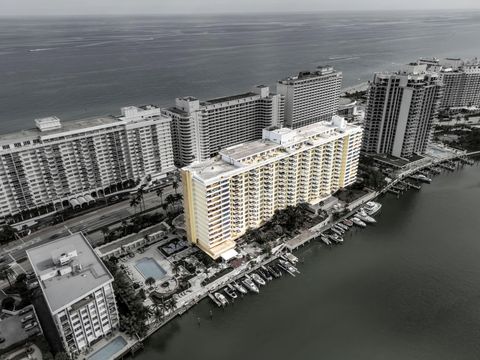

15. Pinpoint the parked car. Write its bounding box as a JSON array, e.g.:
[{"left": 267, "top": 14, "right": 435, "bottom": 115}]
[
  {"left": 24, "top": 322, "right": 37, "bottom": 330},
  {"left": 21, "top": 314, "right": 33, "bottom": 323},
  {"left": 19, "top": 307, "right": 31, "bottom": 315}
]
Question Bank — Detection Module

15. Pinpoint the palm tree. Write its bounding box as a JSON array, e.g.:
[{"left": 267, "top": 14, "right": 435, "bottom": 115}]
[
  {"left": 172, "top": 180, "right": 179, "bottom": 195},
  {"left": 137, "top": 188, "right": 146, "bottom": 212},
  {"left": 156, "top": 188, "right": 164, "bottom": 204},
  {"left": 0, "top": 264, "right": 15, "bottom": 287},
  {"left": 161, "top": 202, "right": 169, "bottom": 214},
  {"left": 145, "top": 277, "right": 156, "bottom": 288},
  {"left": 130, "top": 196, "right": 140, "bottom": 214},
  {"left": 165, "top": 194, "right": 175, "bottom": 212}
]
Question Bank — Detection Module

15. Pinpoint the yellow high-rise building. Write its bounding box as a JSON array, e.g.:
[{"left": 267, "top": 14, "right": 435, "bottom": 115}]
[{"left": 181, "top": 116, "right": 363, "bottom": 259}]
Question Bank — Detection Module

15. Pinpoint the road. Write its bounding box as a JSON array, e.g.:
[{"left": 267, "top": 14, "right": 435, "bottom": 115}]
[{"left": 1, "top": 184, "right": 181, "bottom": 262}]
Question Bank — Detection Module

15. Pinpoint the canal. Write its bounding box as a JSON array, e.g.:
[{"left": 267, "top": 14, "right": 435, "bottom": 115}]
[{"left": 136, "top": 164, "right": 480, "bottom": 360}]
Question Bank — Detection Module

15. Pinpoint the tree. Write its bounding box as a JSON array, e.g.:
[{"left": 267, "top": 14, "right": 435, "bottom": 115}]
[
  {"left": 101, "top": 226, "right": 110, "bottom": 240},
  {"left": 130, "top": 196, "right": 140, "bottom": 214},
  {"left": 0, "top": 264, "right": 15, "bottom": 287},
  {"left": 145, "top": 277, "right": 156, "bottom": 288},
  {"left": 172, "top": 180, "right": 179, "bottom": 194},
  {"left": 54, "top": 352, "right": 70, "bottom": 360},
  {"left": 0, "top": 225, "right": 17, "bottom": 245},
  {"left": 1, "top": 296, "right": 15, "bottom": 311}
]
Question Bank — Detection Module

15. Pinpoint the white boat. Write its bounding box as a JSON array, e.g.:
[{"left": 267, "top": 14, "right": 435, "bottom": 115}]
[
  {"left": 364, "top": 201, "right": 382, "bottom": 215},
  {"left": 214, "top": 292, "right": 229, "bottom": 306},
  {"left": 232, "top": 281, "right": 248, "bottom": 295},
  {"left": 351, "top": 217, "right": 366, "bottom": 227},
  {"left": 251, "top": 273, "right": 266, "bottom": 286},
  {"left": 284, "top": 253, "right": 299, "bottom": 264},
  {"left": 331, "top": 227, "right": 343, "bottom": 236},
  {"left": 337, "top": 223, "right": 349, "bottom": 231},
  {"left": 412, "top": 174, "right": 432, "bottom": 183},
  {"left": 242, "top": 276, "right": 259, "bottom": 293},
  {"left": 330, "top": 235, "right": 344, "bottom": 243},
  {"left": 224, "top": 287, "right": 237, "bottom": 299},
  {"left": 279, "top": 260, "right": 299, "bottom": 274},
  {"left": 357, "top": 209, "right": 376, "bottom": 223},
  {"left": 320, "top": 235, "right": 331, "bottom": 245}
]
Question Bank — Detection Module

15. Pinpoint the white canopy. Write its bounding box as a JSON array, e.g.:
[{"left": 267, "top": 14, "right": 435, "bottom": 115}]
[{"left": 220, "top": 248, "right": 239, "bottom": 261}]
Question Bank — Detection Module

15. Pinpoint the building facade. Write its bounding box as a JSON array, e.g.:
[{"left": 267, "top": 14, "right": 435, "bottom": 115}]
[
  {"left": 162, "top": 85, "right": 284, "bottom": 167},
  {"left": 277, "top": 66, "right": 342, "bottom": 129},
  {"left": 0, "top": 105, "right": 175, "bottom": 219},
  {"left": 362, "top": 64, "right": 443, "bottom": 158},
  {"left": 181, "top": 116, "right": 362, "bottom": 259},
  {"left": 27, "top": 233, "right": 119, "bottom": 357}
]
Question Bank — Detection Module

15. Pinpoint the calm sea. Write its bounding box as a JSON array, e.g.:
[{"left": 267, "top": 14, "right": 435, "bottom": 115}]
[{"left": 1, "top": 10, "right": 480, "bottom": 133}]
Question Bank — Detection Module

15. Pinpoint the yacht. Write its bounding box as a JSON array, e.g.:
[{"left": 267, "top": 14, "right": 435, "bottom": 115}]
[
  {"left": 342, "top": 219, "right": 354, "bottom": 227},
  {"left": 331, "top": 227, "right": 343, "bottom": 236},
  {"left": 337, "top": 223, "right": 349, "bottom": 231},
  {"left": 224, "top": 287, "right": 237, "bottom": 300},
  {"left": 242, "top": 276, "right": 259, "bottom": 293},
  {"left": 284, "top": 253, "right": 299, "bottom": 264},
  {"left": 279, "top": 259, "right": 299, "bottom": 274},
  {"left": 412, "top": 174, "right": 432, "bottom": 183},
  {"left": 232, "top": 281, "right": 248, "bottom": 295},
  {"left": 357, "top": 209, "right": 376, "bottom": 223},
  {"left": 251, "top": 273, "right": 266, "bottom": 286},
  {"left": 364, "top": 201, "right": 382, "bottom": 215},
  {"left": 259, "top": 267, "right": 273, "bottom": 281},
  {"left": 321, "top": 235, "right": 331, "bottom": 245},
  {"left": 214, "top": 292, "right": 229, "bottom": 306},
  {"left": 330, "top": 234, "right": 344, "bottom": 244},
  {"left": 351, "top": 217, "right": 367, "bottom": 227},
  {"left": 267, "top": 265, "right": 282, "bottom": 278}
]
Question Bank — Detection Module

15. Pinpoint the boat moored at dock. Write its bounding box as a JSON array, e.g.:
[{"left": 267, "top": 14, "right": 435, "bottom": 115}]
[
  {"left": 233, "top": 281, "right": 248, "bottom": 295},
  {"left": 351, "top": 217, "right": 367, "bottom": 227},
  {"left": 251, "top": 273, "right": 266, "bottom": 286},
  {"left": 242, "top": 276, "right": 260, "bottom": 293},
  {"left": 224, "top": 287, "right": 237, "bottom": 300},
  {"left": 364, "top": 201, "right": 382, "bottom": 215},
  {"left": 214, "top": 292, "right": 229, "bottom": 306}
]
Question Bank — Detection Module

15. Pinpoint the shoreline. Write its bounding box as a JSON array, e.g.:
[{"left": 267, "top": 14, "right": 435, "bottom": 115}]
[{"left": 114, "top": 148, "right": 477, "bottom": 359}]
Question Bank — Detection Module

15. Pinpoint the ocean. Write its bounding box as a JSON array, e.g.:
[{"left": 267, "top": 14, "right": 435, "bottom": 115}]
[{"left": 1, "top": 10, "right": 480, "bottom": 133}]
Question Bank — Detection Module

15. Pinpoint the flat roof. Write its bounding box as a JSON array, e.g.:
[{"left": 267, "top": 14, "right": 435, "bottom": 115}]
[
  {"left": 0, "top": 115, "right": 119, "bottom": 144},
  {"left": 201, "top": 92, "right": 258, "bottom": 105},
  {"left": 27, "top": 233, "right": 112, "bottom": 314}
]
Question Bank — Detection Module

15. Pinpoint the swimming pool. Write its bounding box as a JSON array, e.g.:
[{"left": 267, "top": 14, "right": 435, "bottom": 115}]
[
  {"left": 88, "top": 336, "right": 127, "bottom": 360},
  {"left": 135, "top": 257, "right": 166, "bottom": 280}
]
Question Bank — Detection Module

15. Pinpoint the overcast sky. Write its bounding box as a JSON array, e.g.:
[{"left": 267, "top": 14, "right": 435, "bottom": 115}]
[{"left": 1, "top": 0, "right": 479, "bottom": 16}]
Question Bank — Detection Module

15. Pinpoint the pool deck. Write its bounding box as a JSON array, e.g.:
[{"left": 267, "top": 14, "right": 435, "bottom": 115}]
[{"left": 80, "top": 333, "right": 135, "bottom": 360}]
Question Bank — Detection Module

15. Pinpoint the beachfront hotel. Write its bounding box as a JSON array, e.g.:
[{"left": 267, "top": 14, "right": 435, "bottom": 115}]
[
  {"left": 26, "top": 233, "right": 119, "bottom": 357},
  {"left": 277, "top": 66, "right": 342, "bottom": 129},
  {"left": 0, "top": 105, "right": 175, "bottom": 219},
  {"left": 181, "top": 116, "right": 362, "bottom": 259},
  {"left": 162, "top": 85, "right": 284, "bottom": 166},
  {"left": 362, "top": 63, "right": 443, "bottom": 158}
]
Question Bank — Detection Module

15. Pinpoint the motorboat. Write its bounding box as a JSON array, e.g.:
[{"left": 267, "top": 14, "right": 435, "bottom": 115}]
[
  {"left": 267, "top": 265, "right": 282, "bottom": 278},
  {"left": 357, "top": 209, "right": 376, "bottom": 223},
  {"left": 321, "top": 235, "right": 331, "bottom": 245},
  {"left": 279, "top": 259, "right": 299, "bottom": 274},
  {"left": 242, "top": 276, "right": 259, "bottom": 293},
  {"left": 411, "top": 174, "right": 432, "bottom": 183},
  {"left": 342, "top": 219, "right": 354, "bottom": 227},
  {"left": 330, "top": 235, "right": 344, "bottom": 244},
  {"left": 351, "top": 217, "right": 366, "bottom": 227},
  {"left": 251, "top": 273, "right": 266, "bottom": 286},
  {"left": 224, "top": 287, "right": 237, "bottom": 300},
  {"left": 331, "top": 227, "right": 343, "bottom": 236},
  {"left": 337, "top": 223, "right": 349, "bottom": 231},
  {"left": 283, "top": 253, "right": 299, "bottom": 264},
  {"left": 364, "top": 201, "right": 382, "bottom": 215},
  {"left": 232, "top": 281, "right": 248, "bottom": 295},
  {"left": 259, "top": 267, "right": 273, "bottom": 281},
  {"left": 214, "top": 292, "right": 228, "bottom": 306}
]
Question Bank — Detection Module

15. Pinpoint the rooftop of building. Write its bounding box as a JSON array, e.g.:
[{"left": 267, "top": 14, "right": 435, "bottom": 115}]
[
  {"left": 279, "top": 66, "right": 340, "bottom": 83},
  {"left": 27, "top": 233, "right": 113, "bottom": 314},
  {"left": 184, "top": 117, "right": 361, "bottom": 182},
  {"left": 201, "top": 92, "right": 259, "bottom": 105},
  {"left": 0, "top": 115, "right": 119, "bottom": 144}
]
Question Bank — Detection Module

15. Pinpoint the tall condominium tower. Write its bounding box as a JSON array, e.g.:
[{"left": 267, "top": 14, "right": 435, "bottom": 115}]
[
  {"left": 181, "top": 116, "right": 362, "bottom": 259},
  {"left": 0, "top": 105, "right": 175, "bottom": 219},
  {"left": 277, "top": 66, "right": 342, "bottom": 129},
  {"left": 27, "top": 233, "right": 119, "bottom": 357},
  {"left": 162, "top": 85, "right": 284, "bottom": 167},
  {"left": 362, "top": 64, "right": 443, "bottom": 158},
  {"left": 418, "top": 57, "right": 480, "bottom": 108}
]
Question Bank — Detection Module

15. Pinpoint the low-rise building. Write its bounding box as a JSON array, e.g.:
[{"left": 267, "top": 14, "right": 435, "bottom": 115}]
[
  {"left": 26, "top": 233, "right": 119, "bottom": 357},
  {"left": 181, "top": 116, "right": 362, "bottom": 259}
]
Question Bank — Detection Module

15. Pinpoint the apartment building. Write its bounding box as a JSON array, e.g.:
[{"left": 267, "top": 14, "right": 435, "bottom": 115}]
[
  {"left": 162, "top": 85, "right": 284, "bottom": 167},
  {"left": 277, "top": 66, "right": 342, "bottom": 129},
  {"left": 27, "top": 233, "right": 119, "bottom": 357},
  {"left": 362, "top": 64, "right": 443, "bottom": 158},
  {"left": 418, "top": 57, "right": 480, "bottom": 108},
  {"left": 181, "top": 116, "right": 362, "bottom": 259},
  {"left": 0, "top": 105, "right": 175, "bottom": 219}
]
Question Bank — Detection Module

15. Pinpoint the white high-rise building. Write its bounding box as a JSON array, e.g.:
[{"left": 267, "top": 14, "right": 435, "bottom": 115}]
[
  {"left": 277, "top": 66, "right": 342, "bottom": 129},
  {"left": 27, "top": 233, "right": 119, "bottom": 357},
  {"left": 362, "top": 64, "right": 443, "bottom": 158},
  {"left": 162, "top": 85, "right": 284, "bottom": 167},
  {"left": 181, "top": 116, "right": 362, "bottom": 259},
  {"left": 0, "top": 105, "right": 175, "bottom": 219}
]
